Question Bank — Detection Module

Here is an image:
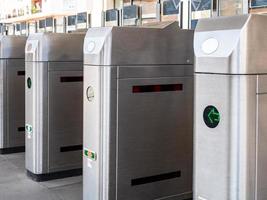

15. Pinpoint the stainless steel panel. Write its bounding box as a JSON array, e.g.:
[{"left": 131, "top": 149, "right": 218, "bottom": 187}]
[
  {"left": 26, "top": 61, "right": 83, "bottom": 174},
  {"left": 6, "top": 59, "right": 25, "bottom": 147},
  {"left": 194, "top": 74, "right": 257, "bottom": 200},
  {"left": 83, "top": 65, "right": 118, "bottom": 200},
  {"left": 25, "top": 33, "right": 85, "bottom": 62},
  {"left": 194, "top": 14, "right": 267, "bottom": 74},
  {"left": 48, "top": 66, "right": 83, "bottom": 172},
  {"left": 84, "top": 22, "right": 194, "bottom": 66},
  {"left": 83, "top": 65, "right": 193, "bottom": 200},
  {"left": 0, "top": 36, "right": 27, "bottom": 59},
  {"left": 257, "top": 75, "right": 267, "bottom": 94},
  {"left": 257, "top": 93, "right": 267, "bottom": 199},
  {"left": 25, "top": 62, "right": 48, "bottom": 174},
  {"left": 0, "top": 59, "right": 25, "bottom": 149},
  {"left": 117, "top": 76, "right": 193, "bottom": 200},
  {"left": 25, "top": 32, "right": 84, "bottom": 175},
  {"left": 0, "top": 60, "right": 7, "bottom": 148},
  {"left": 118, "top": 65, "right": 193, "bottom": 79},
  {"left": 84, "top": 24, "right": 194, "bottom": 200}
]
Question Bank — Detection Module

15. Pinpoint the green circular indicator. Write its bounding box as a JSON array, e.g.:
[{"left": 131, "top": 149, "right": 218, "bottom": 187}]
[
  {"left": 27, "top": 77, "right": 32, "bottom": 89},
  {"left": 203, "top": 105, "right": 220, "bottom": 128}
]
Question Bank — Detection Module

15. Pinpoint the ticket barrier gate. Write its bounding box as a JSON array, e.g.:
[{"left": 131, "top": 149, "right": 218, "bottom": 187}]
[
  {"left": 194, "top": 14, "right": 267, "bottom": 200},
  {"left": 25, "top": 33, "right": 84, "bottom": 181},
  {"left": 83, "top": 22, "right": 194, "bottom": 200},
  {"left": 0, "top": 36, "right": 27, "bottom": 154}
]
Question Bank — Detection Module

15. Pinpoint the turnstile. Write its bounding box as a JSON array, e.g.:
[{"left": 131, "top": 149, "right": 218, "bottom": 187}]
[
  {"left": 0, "top": 36, "right": 27, "bottom": 154},
  {"left": 83, "top": 22, "right": 194, "bottom": 200},
  {"left": 25, "top": 33, "right": 84, "bottom": 181},
  {"left": 194, "top": 14, "right": 267, "bottom": 200}
]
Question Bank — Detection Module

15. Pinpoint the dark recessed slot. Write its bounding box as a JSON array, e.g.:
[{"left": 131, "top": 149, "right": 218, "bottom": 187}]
[
  {"left": 60, "top": 145, "right": 83, "bottom": 152},
  {"left": 17, "top": 71, "right": 25, "bottom": 76},
  {"left": 17, "top": 127, "right": 25, "bottom": 132},
  {"left": 131, "top": 171, "right": 181, "bottom": 186},
  {"left": 133, "top": 84, "right": 183, "bottom": 93},
  {"left": 60, "top": 76, "right": 83, "bottom": 82}
]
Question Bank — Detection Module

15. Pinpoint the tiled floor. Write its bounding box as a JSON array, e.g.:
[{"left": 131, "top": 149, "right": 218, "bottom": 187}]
[{"left": 0, "top": 153, "right": 82, "bottom": 200}]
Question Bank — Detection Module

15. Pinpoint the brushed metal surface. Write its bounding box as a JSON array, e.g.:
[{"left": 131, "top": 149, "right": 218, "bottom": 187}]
[
  {"left": 48, "top": 64, "right": 83, "bottom": 172},
  {"left": 84, "top": 65, "right": 193, "bottom": 200},
  {"left": 195, "top": 14, "right": 267, "bottom": 74},
  {"left": 0, "top": 36, "right": 27, "bottom": 59},
  {"left": 0, "top": 60, "right": 6, "bottom": 148},
  {"left": 194, "top": 14, "right": 267, "bottom": 200},
  {"left": 25, "top": 62, "right": 48, "bottom": 174},
  {"left": 257, "top": 93, "right": 267, "bottom": 199},
  {"left": 25, "top": 33, "right": 85, "bottom": 62},
  {"left": 84, "top": 22, "right": 193, "bottom": 66},
  {"left": 83, "top": 24, "right": 194, "bottom": 200},
  {"left": 25, "top": 33, "right": 84, "bottom": 175},
  {"left": 6, "top": 59, "right": 25, "bottom": 148},
  {"left": 194, "top": 74, "right": 257, "bottom": 200},
  {"left": 117, "top": 76, "right": 193, "bottom": 200},
  {"left": 0, "top": 36, "right": 27, "bottom": 150}
]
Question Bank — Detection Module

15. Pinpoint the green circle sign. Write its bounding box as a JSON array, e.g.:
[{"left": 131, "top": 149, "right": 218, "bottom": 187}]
[
  {"left": 27, "top": 77, "right": 32, "bottom": 89},
  {"left": 203, "top": 105, "right": 220, "bottom": 128}
]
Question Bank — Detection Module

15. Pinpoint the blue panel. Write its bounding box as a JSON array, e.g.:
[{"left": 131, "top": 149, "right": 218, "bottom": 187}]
[
  {"left": 191, "top": 19, "right": 198, "bottom": 29},
  {"left": 163, "top": 0, "right": 180, "bottom": 16},
  {"left": 77, "top": 12, "right": 87, "bottom": 24},
  {"left": 106, "top": 9, "right": 119, "bottom": 22},
  {"left": 251, "top": 0, "right": 267, "bottom": 7},
  {"left": 68, "top": 15, "right": 77, "bottom": 26},
  {"left": 123, "top": 5, "right": 139, "bottom": 20},
  {"left": 191, "top": 0, "right": 211, "bottom": 11}
]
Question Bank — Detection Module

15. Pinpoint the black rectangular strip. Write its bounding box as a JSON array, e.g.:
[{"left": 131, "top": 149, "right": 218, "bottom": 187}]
[
  {"left": 17, "top": 127, "right": 25, "bottom": 132},
  {"left": 133, "top": 84, "right": 183, "bottom": 93},
  {"left": 60, "top": 145, "right": 83, "bottom": 152},
  {"left": 60, "top": 76, "right": 83, "bottom": 83},
  {"left": 131, "top": 171, "right": 181, "bottom": 186},
  {"left": 17, "top": 71, "right": 25, "bottom": 76}
]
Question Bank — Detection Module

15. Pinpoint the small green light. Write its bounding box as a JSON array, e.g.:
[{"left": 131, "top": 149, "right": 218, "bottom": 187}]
[
  {"left": 203, "top": 105, "right": 220, "bottom": 128},
  {"left": 91, "top": 152, "right": 95, "bottom": 160},
  {"left": 84, "top": 149, "right": 97, "bottom": 161}
]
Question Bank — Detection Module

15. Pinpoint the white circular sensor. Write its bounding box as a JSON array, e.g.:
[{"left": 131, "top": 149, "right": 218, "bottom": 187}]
[
  {"left": 201, "top": 38, "right": 219, "bottom": 55},
  {"left": 87, "top": 41, "right": 96, "bottom": 53}
]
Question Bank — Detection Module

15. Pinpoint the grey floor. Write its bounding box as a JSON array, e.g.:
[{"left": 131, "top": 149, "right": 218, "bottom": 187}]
[{"left": 0, "top": 152, "right": 82, "bottom": 200}]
